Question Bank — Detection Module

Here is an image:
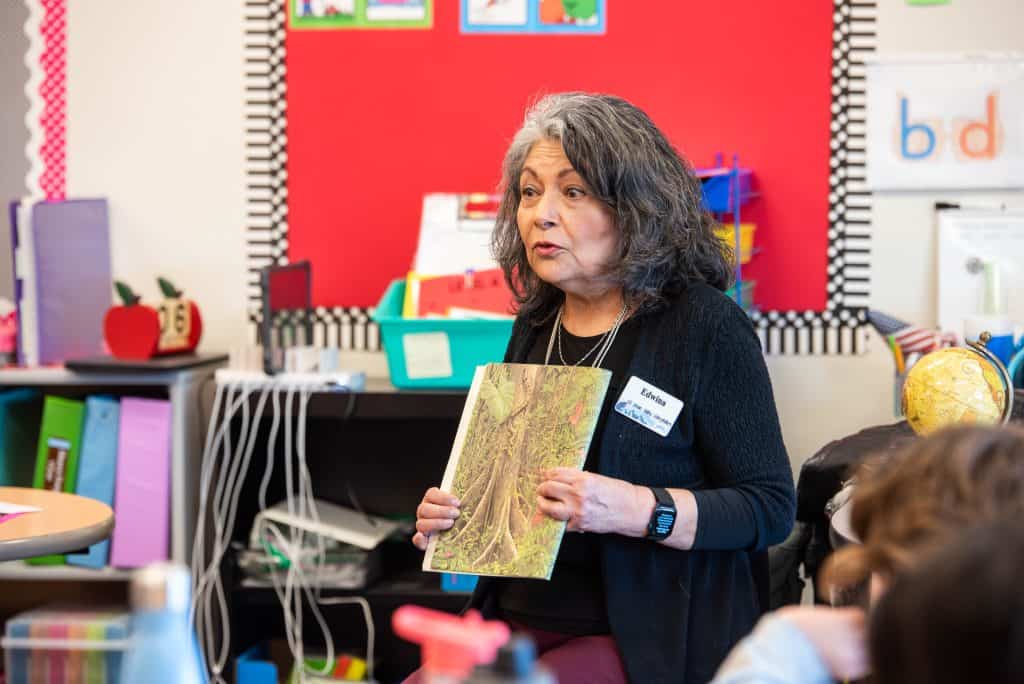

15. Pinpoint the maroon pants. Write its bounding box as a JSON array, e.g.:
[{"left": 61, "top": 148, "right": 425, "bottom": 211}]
[{"left": 403, "top": 621, "right": 628, "bottom": 684}]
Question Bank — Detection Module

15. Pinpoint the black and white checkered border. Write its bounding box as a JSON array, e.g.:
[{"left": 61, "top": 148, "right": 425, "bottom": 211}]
[
  {"left": 243, "top": 0, "right": 875, "bottom": 355},
  {"left": 747, "top": 0, "right": 876, "bottom": 355},
  {"left": 252, "top": 306, "right": 381, "bottom": 351}
]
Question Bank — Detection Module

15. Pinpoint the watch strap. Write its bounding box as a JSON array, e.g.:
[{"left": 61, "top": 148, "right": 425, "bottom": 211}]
[
  {"left": 647, "top": 487, "right": 677, "bottom": 540},
  {"left": 650, "top": 486, "right": 674, "bottom": 508}
]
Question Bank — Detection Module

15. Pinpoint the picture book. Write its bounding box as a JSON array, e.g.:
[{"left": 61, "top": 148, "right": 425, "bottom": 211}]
[{"left": 424, "top": 363, "right": 610, "bottom": 579}]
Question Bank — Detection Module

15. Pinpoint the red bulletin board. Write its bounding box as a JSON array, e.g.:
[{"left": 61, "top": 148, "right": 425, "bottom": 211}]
[{"left": 285, "top": 2, "right": 834, "bottom": 311}]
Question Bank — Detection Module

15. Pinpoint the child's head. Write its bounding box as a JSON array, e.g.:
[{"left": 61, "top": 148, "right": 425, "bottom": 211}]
[
  {"left": 822, "top": 425, "right": 1024, "bottom": 595},
  {"left": 870, "top": 518, "right": 1024, "bottom": 684}
]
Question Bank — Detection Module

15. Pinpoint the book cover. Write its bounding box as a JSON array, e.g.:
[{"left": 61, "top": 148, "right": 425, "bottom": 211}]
[
  {"left": 67, "top": 396, "right": 120, "bottom": 568},
  {"left": 0, "top": 389, "right": 43, "bottom": 487},
  {"left": 424, "top": 363, "right": 610, "bottom": 579},
  {"left": 31, "top": 198, "right": 112, "bottom": 365},
  {"left": 109, "top": 397, "right": 172, "bottom": 568},
  {"left": 28, "top": 395, "right": 86, "bottom": 565},
  {"left": 10, "top": 199, "right": 39, "bottom": 366}
]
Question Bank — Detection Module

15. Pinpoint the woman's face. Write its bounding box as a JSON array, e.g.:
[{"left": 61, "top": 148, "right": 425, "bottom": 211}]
[{"left": 516, "top": 139, "right": 618, "bottom": 298}]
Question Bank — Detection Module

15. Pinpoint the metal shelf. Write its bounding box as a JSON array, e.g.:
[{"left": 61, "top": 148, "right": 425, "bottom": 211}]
[{"left": 0, "top": 561, "right": 132, "bottom": 581}]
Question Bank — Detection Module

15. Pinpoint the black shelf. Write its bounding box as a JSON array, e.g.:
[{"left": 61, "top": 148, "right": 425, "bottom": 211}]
[
  {"left": 231, "top": 568, "right": 468, "bottom": 683},
  {"left": 306, "top": 388, "right": 468, "bottom": 421},
  {"left": 240, "top": 378, "right": 468, "bottom": 421},
  {"left": 235, "top": 570, "right": 471, "bottom": 604}
]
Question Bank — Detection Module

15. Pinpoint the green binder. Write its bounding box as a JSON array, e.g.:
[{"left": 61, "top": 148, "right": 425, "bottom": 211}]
[{"left": 28, "top": 395, "right": 86, "bottom": 565}]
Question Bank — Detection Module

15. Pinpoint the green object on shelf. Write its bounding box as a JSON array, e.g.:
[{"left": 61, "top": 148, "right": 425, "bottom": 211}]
[
  {"left": 906, "top": 0, "right": 949, "bottom": 5},
  {"left": 28, "top": 396, "right": 86, "bottom": 566}
]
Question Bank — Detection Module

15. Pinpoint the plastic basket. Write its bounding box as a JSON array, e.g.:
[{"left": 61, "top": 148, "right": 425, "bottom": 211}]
[
  {"left": 372, "top": 279, "right": 514, "bottom": 389},
  {"left": 2, "top": 607, "right": 130, "bottom": 684},
  {"left": 700, "top": 168, "right": 754, "bottom": 213},
  {"left": 715, "top": 223, "right": 756, "bottom": 264}
]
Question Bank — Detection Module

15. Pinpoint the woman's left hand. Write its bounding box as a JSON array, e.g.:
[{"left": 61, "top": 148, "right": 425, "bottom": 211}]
[{"left": 537, "top": 468, "right": 650, "bottom": 536}]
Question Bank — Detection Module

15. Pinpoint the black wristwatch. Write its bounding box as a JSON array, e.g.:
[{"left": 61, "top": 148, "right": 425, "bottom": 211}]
[{"left": 646, "top": 487, "right": 677, "bottom": 540}]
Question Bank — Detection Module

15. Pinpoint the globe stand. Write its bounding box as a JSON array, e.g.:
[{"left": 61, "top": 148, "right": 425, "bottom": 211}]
[{"left": 968, "top": 331, "right": 1015, "bottom": 425}]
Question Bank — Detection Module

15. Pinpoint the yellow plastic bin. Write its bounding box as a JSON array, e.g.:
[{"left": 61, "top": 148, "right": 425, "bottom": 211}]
[
  {"left": 372, "top": 279, "right": 514, "bottom": 389},
  {"left": 715, "top": 223, "right": 756, "bottom": 264}
]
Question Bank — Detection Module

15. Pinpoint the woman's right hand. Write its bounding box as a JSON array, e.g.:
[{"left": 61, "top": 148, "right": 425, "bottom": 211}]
[{"left": 411, "top": 487, "right": 461, "bottom": 551}]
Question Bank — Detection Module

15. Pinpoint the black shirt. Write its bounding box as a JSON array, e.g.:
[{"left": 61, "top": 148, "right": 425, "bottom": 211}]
[
  {"left": 467, "top": 284, "right": 796, "bottom": 683},
  {"left": 495, "top": 312, "right": 641, "bottom": 636}
]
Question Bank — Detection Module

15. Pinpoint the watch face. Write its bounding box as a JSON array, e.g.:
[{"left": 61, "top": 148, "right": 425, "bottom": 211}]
[{"left": 653, "top": 506, "right": 675, "bottom": 537}]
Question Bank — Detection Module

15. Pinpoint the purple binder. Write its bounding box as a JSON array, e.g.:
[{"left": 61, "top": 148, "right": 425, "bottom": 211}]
[
  {"left": 31, "top": 199, "right": 112, "bottom": 365},
  {"left": 109, "top": 397, "right": 172, "bottom": 568}
]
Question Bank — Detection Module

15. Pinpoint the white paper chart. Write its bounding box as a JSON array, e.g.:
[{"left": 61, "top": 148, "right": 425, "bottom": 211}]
[{"left": 937, "top": 209, "right": 1024, "bottom": 338}]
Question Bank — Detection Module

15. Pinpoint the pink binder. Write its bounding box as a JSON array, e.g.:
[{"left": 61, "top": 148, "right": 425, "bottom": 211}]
[{"left": 109, "top": 397, "right": 172, "bottom": 568}]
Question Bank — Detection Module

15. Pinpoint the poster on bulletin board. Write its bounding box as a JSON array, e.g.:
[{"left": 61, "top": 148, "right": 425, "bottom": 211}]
[
  {"left": 289, "top": 0, "right": 433, "bottom": 30},
  {"left": 461, "top": 0, "right": 606, "bottom": 35},
  {"left": 866, "top": 55, "right": 1024, "bottom": 190}
]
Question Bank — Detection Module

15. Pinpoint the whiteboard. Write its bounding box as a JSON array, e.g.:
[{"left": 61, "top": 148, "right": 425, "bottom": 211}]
[{"left": 937, "top": 209, "right": 1024, "bottom": 337}]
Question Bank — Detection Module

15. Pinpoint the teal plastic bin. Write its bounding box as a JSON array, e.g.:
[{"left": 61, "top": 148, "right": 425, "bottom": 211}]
[{"left": 372, "top": 279, "right": 514, "bottom": 389}]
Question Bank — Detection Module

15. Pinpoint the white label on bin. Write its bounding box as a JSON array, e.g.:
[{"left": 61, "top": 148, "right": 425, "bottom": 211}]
[{"left": 403, "top": 332, "right": 453, "bottom": 379}]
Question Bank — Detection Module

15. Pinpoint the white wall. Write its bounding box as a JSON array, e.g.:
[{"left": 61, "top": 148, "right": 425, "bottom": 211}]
[
  {"left": 65, "top": 0, "right": 247, "bottom": 354},
  {"left": 61, "top": 0, "right": 1024, "bottom": 469}
]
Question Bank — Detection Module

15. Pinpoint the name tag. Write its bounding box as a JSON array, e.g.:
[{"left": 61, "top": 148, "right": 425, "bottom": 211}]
[{"left": 614, "top": 376, "right": 684, "bottom": 437}]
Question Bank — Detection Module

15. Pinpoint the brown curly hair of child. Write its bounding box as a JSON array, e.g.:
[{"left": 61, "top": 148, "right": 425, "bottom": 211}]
[{"left": 821, "top": 424, "right": 1024, "bottom": 595}]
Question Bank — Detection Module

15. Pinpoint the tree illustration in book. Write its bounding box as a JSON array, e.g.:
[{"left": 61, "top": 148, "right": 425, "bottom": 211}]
[{"left": 425, "top": 363, "right": 610, "bottom": 579}]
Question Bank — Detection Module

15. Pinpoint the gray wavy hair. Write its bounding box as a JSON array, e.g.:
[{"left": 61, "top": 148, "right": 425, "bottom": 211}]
[{"left": 492, "top": 93, "right": 733, "bottom": 323}]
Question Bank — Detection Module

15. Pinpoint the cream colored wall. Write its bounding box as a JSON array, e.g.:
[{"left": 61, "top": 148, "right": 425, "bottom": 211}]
[
  {"left": 61, "top": 0, "right": 1024, "bottom": 468},
  {"left": 65, "top": 0, "right": 248, "bottom": 354}
]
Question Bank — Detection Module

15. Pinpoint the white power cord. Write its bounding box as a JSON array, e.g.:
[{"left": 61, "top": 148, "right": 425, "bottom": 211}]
[
  {"left": 192, "top": 381, "right": 268, "bottom": 683},
  {"left": 192, "top": 380, "right": 376, "bottom": 684}
]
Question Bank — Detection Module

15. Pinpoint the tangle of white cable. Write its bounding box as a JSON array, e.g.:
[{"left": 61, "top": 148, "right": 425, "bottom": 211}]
[
  {"left": 190, "top": 382, "right": 375, "bottom": 684},
  {"left": 191, "top": 381, "right": 269, "bottom": 684}
]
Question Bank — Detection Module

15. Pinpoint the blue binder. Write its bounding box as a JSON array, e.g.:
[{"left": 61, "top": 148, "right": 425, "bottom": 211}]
[
  {"left": 67, "top": 396, "right": 120, "bottom": 568},
  {"left": 0, "top": 389, "right": 43, "bottom": 487}
]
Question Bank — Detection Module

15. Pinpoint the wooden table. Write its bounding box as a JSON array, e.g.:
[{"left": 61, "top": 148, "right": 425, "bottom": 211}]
[{"left": 0, "top": 487, "right": 114, "bottom": 562}]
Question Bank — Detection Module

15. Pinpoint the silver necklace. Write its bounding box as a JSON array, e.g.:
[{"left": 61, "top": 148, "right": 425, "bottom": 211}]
[{"left": 544, "top": 301, "right": 629, "bottom": 368}]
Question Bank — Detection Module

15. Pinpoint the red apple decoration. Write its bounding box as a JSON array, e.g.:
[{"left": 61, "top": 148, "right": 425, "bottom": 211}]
[
  {"left": 103, "top": 278, "right": 204, "bottom": 360},
  {"left": 104, "top": 281, "right": 161, "bottom": 360}
]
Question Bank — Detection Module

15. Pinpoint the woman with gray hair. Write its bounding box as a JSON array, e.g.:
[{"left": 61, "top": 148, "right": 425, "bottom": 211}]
[{"left": 412, "top": 93, "right": 795, "bottom": 683}]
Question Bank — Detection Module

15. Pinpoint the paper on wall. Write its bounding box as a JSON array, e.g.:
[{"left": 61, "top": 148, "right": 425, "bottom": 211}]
[
  {"left": 865, "top": 54, "right": 1024, "bottom": 190},
  {"left": 937, "top": 209, "right": 1024, "bottom": 336},
  {"left": 412, "top": 194, "right": 498, "bottom": 276}
]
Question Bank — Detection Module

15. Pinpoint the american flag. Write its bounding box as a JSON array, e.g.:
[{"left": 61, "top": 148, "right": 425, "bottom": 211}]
[{"left": 867, "top": 310, "right": 958, "bottom": 355}]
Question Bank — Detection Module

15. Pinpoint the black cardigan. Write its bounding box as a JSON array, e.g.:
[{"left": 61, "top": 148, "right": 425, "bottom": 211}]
[{"left": 468, "top": 283, "right": 796, "bottom": 684}]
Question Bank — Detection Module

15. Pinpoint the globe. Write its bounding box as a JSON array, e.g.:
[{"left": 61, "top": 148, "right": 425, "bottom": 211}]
[{"left": 902, "top": 344, "right": 1013, "bottom": 436}]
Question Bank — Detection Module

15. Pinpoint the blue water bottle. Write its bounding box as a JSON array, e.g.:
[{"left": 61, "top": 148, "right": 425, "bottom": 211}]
[{"left": 120, "top": 563, "right": 208, "bottom": 684}]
